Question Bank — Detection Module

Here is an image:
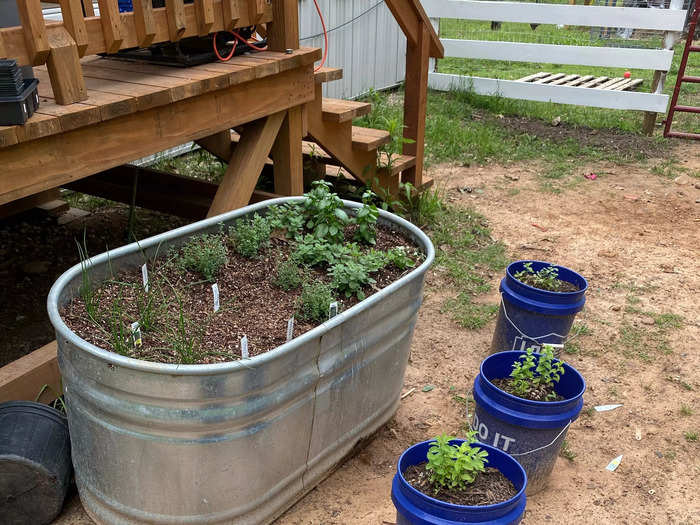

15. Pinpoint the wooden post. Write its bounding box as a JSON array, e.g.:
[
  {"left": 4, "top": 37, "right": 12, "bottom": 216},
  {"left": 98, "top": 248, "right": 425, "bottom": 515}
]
[
  {"left": 97, "top": 0, "right": 124, "bottom": 53},
  {"left": 268, "top": 0, "right": 304, "bottom": 196},
  {"left": 46, "top": 27, "right": 88, "bottom": 104},
  {"left": 194, "top": 0, "right": 215, "bottom": 37},
  {"left": 402, "top": 22, "right": 430, "bottom": 186},
  {"left": 59, "top": 0, "right": 89, "bottom": 57},
  {"left": 248, "top": 0, "right": 266, "bottom": 24},
  {"left": 82, "top": 0, "right": 96, "bottom": 17},
  {"left": 208, "top": 112, "right": 286, "bottom": 216},
  {"left": 195, "top": 129, "right": 234, "bottom": 160},
  {"left": 17, "top": 0, "right": 50, "bottom": 65},
  {"left": 133, "top": 0, "right": 157, "bottom": 47},
  {"left": 221, "top": 0, "right": 241, "bottom": 31},
  {"left": 165, "top": 0, "right": 187, "bottom": 42}
]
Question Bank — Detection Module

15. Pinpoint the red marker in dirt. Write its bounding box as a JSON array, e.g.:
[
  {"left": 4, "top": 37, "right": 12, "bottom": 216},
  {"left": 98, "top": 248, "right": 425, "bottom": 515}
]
[{"left": 624, "top": 71, "right": 631, "bottom": 79}]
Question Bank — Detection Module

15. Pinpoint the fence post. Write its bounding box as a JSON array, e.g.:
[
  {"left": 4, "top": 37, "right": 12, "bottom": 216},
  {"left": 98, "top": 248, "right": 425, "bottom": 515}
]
[{"left": 642, "top": 0, "right": 685, "bottom": 135}]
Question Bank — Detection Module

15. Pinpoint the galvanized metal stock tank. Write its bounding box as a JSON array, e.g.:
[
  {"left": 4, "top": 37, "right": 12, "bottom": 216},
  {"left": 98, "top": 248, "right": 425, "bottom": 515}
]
[{"left": 47, "top": 198, "right": 434, "bottom": 524}]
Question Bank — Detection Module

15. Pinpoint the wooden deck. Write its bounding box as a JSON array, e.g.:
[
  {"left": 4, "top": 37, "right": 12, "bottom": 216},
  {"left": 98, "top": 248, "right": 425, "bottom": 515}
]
[{"left": 0, "top": 47, "right": 320, "bottom": 206}]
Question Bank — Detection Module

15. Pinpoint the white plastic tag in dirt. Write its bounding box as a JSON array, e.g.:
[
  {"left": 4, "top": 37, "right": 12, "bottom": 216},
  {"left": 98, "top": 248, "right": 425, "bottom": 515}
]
[
  {"left": 595, "top": 404, "right": 623, "bottom": 412},
  {"left": 211, "top": 283, "right": 220, "bottom": 313},
  {"left": 240, "top": 335, "right": 249, "bottom": 359},
  {"left": 141, "top": 263, "right": 149, "bottom": 292},
  {"left": 606, "top": 455, "right": 623, "bottom": 472},
  {"left": 130, "top": 321, "right": 142, "bottom": 347},
  {"left": 286, "top": 317, "right": 294, "bottom": 342},
  {"left": 329, "top": 302, "right": 339, "bottom": 319}
]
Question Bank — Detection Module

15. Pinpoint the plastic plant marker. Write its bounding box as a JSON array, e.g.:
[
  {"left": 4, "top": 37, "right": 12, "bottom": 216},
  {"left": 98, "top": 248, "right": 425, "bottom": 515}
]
[
  {"left": 595, "top": 404, "right": 623, "bottom": 412},
  {"left": 240, "top": 335, "right": 249, "bottom": 359},
  {"left": 211, "top": 283, "right": 220, "bottom": 313},
  {"left": 606, "top": 455, "right": 623, "bottom": 472},
  {"left": 635, "top": 428, "right": 642, "bottom": 441},
  {"left": 141, "top": 263, "right": 149, "bottom": 293},
  {"left": 329, "top": 301, "right": 338, "bottom": 319},
  {"left": 286, "top": 317, "right": 294, "bottom": 342},
  {"left": 130, "top": 321, "right": 142, "bottom": 347}
]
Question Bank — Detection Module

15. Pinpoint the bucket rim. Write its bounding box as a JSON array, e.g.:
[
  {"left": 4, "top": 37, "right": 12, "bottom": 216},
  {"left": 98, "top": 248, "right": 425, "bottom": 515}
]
[
  {"left": 506, "top": 260, "right": 588, "bottom": 296},
  {"left": 481, "top": 350, "right": 586, "bottom": 406},
  {"left": 396, "top": 439, "right": 527, "bottom": 512}
]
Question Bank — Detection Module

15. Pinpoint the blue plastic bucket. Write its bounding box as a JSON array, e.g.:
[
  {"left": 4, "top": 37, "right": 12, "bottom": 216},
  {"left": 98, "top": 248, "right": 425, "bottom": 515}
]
[
  {"left": 391, "top": 439, "right": 527, "bottom": 525},
  {"left": 490, "top": 260, "right": 588, "bottom": 357},
  {"left": 118, "top": 0, "right": 133, "bottom": 12},
  {"left": 472, "top": 351, "right": 586, "bottom": 495}
]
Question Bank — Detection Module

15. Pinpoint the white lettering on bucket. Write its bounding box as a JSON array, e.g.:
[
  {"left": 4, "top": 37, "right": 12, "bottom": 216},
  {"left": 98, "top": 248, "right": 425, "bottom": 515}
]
[{"left": 472, "top": 413, "right": 516, "bottom": 451}]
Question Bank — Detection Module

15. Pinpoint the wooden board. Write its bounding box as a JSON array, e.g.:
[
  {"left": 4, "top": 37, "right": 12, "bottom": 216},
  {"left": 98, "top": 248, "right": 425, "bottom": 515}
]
[
  {"left": 0, "top": 341, "right": 60, "bottom": 404},
  {"left": 0, "top": 65, "right": 315, "bottom": 205}
]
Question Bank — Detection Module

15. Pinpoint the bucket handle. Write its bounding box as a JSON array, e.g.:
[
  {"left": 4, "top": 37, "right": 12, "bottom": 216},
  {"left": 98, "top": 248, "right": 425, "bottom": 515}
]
[
  {"left": 466, "top": 390, "right": 572, "bottom": 457},
  {"left": 500, "top": 295, "right": 584, "bottom": 346}
]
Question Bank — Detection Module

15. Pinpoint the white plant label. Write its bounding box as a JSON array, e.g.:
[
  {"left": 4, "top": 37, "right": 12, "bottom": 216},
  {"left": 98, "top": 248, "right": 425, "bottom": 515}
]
[
  {"left": 240, "top": 335, "right": 249, "bottom": 359},
  {"left": 130, "top": 321, "right": 142, "bottom": 347},
  {"left": 286, "top": 317, "right": 294, "bottom": 341},
  {"left": 329, "top": 302, "right": 339, "bottom": 319},
  {"left": 141, "top": 263, "right": 149, "bottom": 293},
  {"left": 606, "top": 455, "right": 623, "bottom": 472},
  {"left": 211, "top": 283, "right": 220, "bottom": 313},
  {"left": 594, "top": 404, "right": 623, "bottom": 412}
]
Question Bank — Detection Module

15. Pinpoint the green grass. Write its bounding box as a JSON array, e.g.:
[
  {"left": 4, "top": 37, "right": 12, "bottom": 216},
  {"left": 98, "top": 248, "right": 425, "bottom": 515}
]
[
  {"left": 152, "top": 148, "right": 227, "bottom": 183},
  {"left": 437, "top": 18, "right": 700, "bottom": 134},
  {"left": 684, "top": 431, "right": 698, "bottom": 443},
  {"left": 680, "top": 404, "right": 694, "bottom": 417}
]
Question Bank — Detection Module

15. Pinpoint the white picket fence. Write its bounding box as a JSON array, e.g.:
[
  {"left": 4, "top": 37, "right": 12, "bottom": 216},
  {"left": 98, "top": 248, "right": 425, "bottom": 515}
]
[{"left": 423, "top": 0, "right": 689, "bottom": 113}]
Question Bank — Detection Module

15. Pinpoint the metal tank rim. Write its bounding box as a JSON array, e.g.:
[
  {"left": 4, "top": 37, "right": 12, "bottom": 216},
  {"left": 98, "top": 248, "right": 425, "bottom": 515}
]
[{"left": 47, "top": 197, "right": 435, "bottom": 376}]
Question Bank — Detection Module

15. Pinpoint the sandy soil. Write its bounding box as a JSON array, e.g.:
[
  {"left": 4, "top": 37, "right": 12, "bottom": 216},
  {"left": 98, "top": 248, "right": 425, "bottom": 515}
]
[{"left": 54, "top": 144, "right": 700, "bottom": 524}]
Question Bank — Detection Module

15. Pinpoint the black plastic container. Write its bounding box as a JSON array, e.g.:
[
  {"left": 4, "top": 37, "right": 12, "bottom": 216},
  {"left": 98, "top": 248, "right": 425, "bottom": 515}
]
[
  {"left": 0, "top": 78, "right": 40, "bottom": 126},
  {"left": 0, "top": 401, "right": 72, "bottom": 525}
]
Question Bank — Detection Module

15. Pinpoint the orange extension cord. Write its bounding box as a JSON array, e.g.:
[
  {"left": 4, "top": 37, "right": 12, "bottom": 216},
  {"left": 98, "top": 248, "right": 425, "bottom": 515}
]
[{"left": 213, "top": 1, "right": 329, "bottom": 71}]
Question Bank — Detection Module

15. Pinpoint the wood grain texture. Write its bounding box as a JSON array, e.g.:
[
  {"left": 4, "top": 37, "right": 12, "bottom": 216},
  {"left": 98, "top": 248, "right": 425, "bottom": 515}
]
[
  {"left": 268, "top": 0, "right": 299, "bottom": 51},
  {"left": 221, "top": 0, "right": 241, "bottom": 30},
  {"left": 0, "top": 342, "right": 60, "bottom": 404},
  {"left": 46, "top": 27, "right": 88, "bottom": 105},
  {"left": 0, "top": 66, "right": 314, "bottom": 204},
  {"left": 133, "top": 0, "right": 157, "bottom": 47},
  {"left": 166, "top": 0, "right": 187, "bottom": 41},
  {"left": 271, "top": 106, "right": 303, "bottom": 196},
  {"left": 82, "top": 0, "right": 95, "bottom": 17},
  {"left": 97, "top": 0, "right": 124, "bottom": 53},
  {"left": 16, "top": 0, "right": 50, "bottom": 65},
  {"left": 207, "top": 111, "right": 286, "bottom": 215},
  {"left": 248, "top": 0, "right": 265, "bottom": 24},
  {"left": 194, "top": 0, "right": 215, "bottom": 36},
  {"left": 59, "top": 0, "right": 89, "bottom": 56}
]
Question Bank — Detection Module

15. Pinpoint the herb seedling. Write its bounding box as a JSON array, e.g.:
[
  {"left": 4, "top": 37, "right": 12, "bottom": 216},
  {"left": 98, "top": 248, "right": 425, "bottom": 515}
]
[
  {"left": 298, "top": 281, "right": 334, "bottom": 322},
  {"left": 425, "top": 431, "right": 488, "bottom": 492},
  {"left": 274, "top": 256, "right": 303, "bottom": 291},
  {"left": 302, "top": 181, "right": 349, "bottom": 243},
  {"left": 231, "top": 214, "right": 271, "bottom": 258},
  {"left": 353, "top": 191, "right": 379, "bottom": 245},
  {"left": 509, "top": 345, "right": 565, "bottom": 401},
  {"left": 178, "top": 233, "right": 228, "bottom": 281},
  {"left": 513, "top": 262, "right": 562, "bottom": 292}
]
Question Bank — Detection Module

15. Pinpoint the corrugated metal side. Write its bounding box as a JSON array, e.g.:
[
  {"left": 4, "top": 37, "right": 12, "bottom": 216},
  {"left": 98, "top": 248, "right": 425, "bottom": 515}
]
[
  {"left": 299, "top": 0, "right": 407, "bottom": 99},
  {"left": 48, "top": 198, "right": 433, "bottom": 525}
]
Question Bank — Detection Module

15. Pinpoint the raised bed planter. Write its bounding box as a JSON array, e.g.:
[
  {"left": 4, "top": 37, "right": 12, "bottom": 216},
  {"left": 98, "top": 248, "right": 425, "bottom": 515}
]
[{"left": 47, "top": 197, "right": 434, "bottom": 525}]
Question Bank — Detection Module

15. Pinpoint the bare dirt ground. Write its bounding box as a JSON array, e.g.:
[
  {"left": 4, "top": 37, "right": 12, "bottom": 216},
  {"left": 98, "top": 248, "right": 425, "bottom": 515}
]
[{"left": 54, "top": 143, "right": 699, "bottom": 524}]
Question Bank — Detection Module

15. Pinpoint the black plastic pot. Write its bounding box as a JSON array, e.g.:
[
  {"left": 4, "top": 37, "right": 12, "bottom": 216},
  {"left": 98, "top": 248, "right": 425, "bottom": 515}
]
[{"left": 0, "top": 401, "right": 72, "bottom": 524}]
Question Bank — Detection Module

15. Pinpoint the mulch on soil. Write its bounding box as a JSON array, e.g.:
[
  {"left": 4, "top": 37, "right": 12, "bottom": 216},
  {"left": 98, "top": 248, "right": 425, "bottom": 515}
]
[
  {"left": 61, "top": 225, "right": 420, "bottom": 364},
  {"left": 491, "top": 377, "right": 563, "bottom": 402},
  {"left": 403, "top": 463, "right": 517, "bottom": 506}
]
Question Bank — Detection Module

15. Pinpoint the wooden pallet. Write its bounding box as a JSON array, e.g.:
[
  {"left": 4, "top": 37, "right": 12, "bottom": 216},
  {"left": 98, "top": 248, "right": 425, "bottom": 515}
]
[{"left": 517, "top": 72, "right": 644, "bottom": 92}]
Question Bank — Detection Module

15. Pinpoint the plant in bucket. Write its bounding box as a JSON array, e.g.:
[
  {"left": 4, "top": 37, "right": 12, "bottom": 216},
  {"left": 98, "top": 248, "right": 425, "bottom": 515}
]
[
  {"left": 472, "top": 346, "right": 586, "bottom": 494},
  {"left": 490, "top": 260, "right": 588, "bottom": 357},
  {"left": 391, "top": 431, "right": 527, "bottom": 524}
]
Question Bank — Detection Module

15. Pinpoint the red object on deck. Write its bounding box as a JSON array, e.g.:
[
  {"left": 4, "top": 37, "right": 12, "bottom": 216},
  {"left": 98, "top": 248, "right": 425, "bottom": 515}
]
[{"left": 664, "top": 0, "right": 700, "bottom": 140}]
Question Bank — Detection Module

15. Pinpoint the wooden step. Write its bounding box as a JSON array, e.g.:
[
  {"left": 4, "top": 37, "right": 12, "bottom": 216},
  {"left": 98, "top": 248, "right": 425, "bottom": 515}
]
[
  {"left": 322, "top": 98, "right": 371, "bottom": 123},
  {"left": 314, "top": 67, "right": 343, "bottom": 84},
  {"left": 378, "top": 152, "right": 416, "bottom": 176},
  {"left": 351, "top": 126, "right": 391, "bottom": 151}
]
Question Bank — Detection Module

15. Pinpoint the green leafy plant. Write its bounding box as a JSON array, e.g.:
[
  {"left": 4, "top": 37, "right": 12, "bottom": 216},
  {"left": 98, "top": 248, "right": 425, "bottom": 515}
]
[
  {"left": 513, "top": 262, "right": 561, "bottom": 292},
  {"left": 385, "top": 246, "right": 416, "bottom": 271},
  {"left": 425, "top": 431, "right": 488, "bottom": 492},
  {"left": 376, "top": 116, "right": 415, "bottom": 171},
  {"left": 302, "top": 180, "right": 349, "bottom": 243},
  {"left": 353, "top": 191, "right": 379, "bottom": 245},
  {"left": 394, "top": 182, "right": 445, "bottom": 228},
  {"left": 329, "top": 260, "right": 376, "bottom": 300},
  {"left": 267, "top": 203, "right": 305, "bottom": 239},
  {"left": 509, "top": 345, "right": 565, "bottom": 400},
  {"left": 274, "top": 256, "right": 302, "bottom": 291},
  {"left": 178, "top": 233, "right": 228, "bottom": 281},
  {"left": 298, "top": 281, "right": 334, "bottom": 322},
  {"left": 231, "top": 214, "right": 271, "bottom": 258},
  {"left": 293, "top": 235, "right": 357, "bottom": 267}
]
